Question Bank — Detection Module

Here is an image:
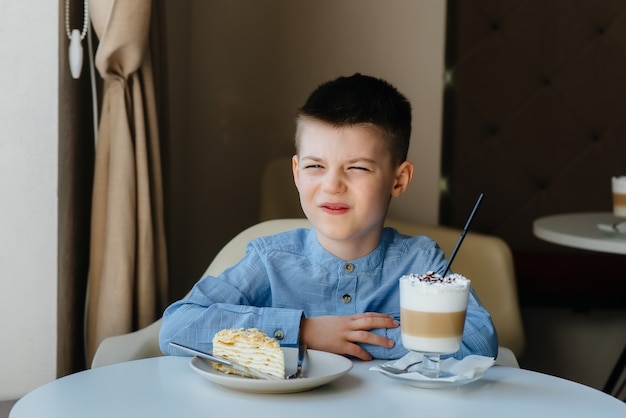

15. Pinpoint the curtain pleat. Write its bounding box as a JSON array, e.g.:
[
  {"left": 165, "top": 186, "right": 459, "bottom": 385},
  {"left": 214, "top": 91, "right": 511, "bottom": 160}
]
[{"left": 86, "top": 0, "right": 168, "bottom": 364}]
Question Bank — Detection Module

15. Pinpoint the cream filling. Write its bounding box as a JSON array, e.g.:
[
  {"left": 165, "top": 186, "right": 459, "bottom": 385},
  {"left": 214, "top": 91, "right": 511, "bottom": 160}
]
[
  {"left": 212, "top": 328, "right": 285, "bottom": 379},
  {"left": 214, "top": 345, "right": 285, "bottom": 378}
]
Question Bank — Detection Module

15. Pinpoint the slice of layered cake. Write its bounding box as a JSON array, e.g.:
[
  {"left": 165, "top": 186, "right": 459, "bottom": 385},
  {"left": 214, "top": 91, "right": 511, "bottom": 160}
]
[{"left": 211, "top": 328, "right": 285, "bottom": 379}]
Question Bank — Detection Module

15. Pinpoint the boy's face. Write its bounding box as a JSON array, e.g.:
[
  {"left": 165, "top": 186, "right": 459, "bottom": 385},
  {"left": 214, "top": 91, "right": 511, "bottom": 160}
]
[{"left": 293, "top": 118, "right": 413, "bottom": 259}]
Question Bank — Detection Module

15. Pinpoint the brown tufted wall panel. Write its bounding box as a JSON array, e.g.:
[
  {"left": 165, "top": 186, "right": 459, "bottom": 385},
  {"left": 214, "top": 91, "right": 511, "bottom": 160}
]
[{"left": 441, "top": 0, "right": 626, "bottom": 307}]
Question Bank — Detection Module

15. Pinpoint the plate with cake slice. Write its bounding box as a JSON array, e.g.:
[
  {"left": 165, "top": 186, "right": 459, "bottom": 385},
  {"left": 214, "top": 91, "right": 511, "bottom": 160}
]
[{"left": 190, "top": 347, "right": 353, "bottom": 393}]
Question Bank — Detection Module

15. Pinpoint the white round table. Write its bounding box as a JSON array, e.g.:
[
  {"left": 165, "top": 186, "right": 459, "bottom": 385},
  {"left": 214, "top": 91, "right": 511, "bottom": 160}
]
[
  {"left": 10, "top": 356, "right": 626, "bottom": 418},
  {"left": 533, "top": 211, "right": 626, "bottom": 396},
  {"left": 533, "top": 212, "right": 626, "bottom": 255}
]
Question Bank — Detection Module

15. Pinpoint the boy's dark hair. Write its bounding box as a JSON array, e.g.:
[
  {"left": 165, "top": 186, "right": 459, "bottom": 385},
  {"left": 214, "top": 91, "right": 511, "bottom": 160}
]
[{"left": 297, "top": 73, "right": 412, "bottom": 165}]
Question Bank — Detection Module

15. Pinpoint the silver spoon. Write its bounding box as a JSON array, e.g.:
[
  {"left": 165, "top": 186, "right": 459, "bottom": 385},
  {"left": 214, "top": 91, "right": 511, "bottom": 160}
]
[
  {"left": 378, "top": 360, "right": 422, "bottom": 375},
  {"left": 611, "top": 221, "right": 626, "bottom": 233}
]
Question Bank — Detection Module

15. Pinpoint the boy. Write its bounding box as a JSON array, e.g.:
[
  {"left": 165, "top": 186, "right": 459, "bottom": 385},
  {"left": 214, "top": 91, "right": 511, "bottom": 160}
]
[{"left": 159, "top": 73, "right": 498, "bottom": 360}]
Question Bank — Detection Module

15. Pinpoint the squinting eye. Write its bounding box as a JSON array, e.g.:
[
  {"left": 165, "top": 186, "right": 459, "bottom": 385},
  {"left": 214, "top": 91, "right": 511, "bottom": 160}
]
[
  {"left": 349, "top": 166, "right": 370, "bottom": 171},
  {"left": 304, "top": 164, "right": 323, "bottom": 169}
]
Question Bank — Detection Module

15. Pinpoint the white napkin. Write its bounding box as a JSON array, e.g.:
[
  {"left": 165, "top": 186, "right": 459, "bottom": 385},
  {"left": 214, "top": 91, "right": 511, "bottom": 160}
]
[{"left": 371, "top": 351, "right": 495, "bottom": 382}]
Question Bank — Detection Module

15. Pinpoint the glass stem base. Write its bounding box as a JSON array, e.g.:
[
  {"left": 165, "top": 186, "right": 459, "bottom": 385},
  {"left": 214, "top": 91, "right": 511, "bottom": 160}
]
[{"left": 419, "top": 354, "right": 455, "bottom": 379}]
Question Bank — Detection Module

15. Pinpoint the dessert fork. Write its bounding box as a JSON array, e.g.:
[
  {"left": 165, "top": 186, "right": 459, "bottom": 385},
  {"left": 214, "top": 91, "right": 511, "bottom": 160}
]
[
  {"left": 169, "top": 341, "right": 282, "bottom": 380},
  {"left": 287, "top": 343, "right": 307, "bottom": 379}
]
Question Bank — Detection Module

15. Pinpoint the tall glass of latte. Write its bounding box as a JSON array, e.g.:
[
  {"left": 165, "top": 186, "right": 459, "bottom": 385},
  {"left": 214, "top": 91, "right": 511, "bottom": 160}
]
[
  {"left": 399, "top": 271, "right": 470, "bottom": 378},
  {"left": 612, "top": 176, "right": 626, "bottom": 218}
]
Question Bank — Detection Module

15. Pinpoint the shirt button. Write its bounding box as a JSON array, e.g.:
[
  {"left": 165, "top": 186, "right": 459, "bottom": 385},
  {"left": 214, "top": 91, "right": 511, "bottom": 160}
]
[
  {"left": 273, "top": 330, "right": 285, "bottom": 340},
  {"left": 344, "top": 263, "right": 354, "bottom": 272},
  {"left": 341, "top": 294, "right": 352, "bottom": 304}
]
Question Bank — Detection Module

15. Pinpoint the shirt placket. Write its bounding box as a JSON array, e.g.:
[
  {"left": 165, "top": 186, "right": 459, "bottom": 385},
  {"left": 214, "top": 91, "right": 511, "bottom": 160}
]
[{"left": 337, "top": 262, "right": 357, "bottom": 314}]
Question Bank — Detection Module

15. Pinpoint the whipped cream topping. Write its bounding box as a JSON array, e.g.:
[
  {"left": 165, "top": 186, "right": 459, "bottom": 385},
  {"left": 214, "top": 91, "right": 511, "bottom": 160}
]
[
  {"left": 400, "top": 272, "right": 470, "bottom": 312},
  {"left": 402, "top": 271, "right": 470, "bottom": 287}
]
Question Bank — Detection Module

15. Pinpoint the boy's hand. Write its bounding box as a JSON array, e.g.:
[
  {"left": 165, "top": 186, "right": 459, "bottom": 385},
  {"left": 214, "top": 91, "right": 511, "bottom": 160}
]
[{"left": 300, "top": 313, "right": 399, "bottom": 360}]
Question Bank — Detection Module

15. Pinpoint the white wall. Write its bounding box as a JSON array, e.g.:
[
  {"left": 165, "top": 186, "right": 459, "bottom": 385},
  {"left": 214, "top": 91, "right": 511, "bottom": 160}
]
[{"left": 0, "top": 0, "right": 58, "bottom": 400}]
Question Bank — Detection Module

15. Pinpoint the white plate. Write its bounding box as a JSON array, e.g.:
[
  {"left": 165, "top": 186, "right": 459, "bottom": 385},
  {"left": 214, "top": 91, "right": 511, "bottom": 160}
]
[
  {"left": 190, "top": 347, "right": 352, "bottom": 393},
  {"left": 372, "top": 360, "right": 489, "bottom": 389}
]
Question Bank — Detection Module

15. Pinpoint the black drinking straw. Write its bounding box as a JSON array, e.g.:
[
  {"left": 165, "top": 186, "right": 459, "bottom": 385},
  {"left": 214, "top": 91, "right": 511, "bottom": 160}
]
[{"left": 442, "top": 193, "right": 484, "bottom": 277}]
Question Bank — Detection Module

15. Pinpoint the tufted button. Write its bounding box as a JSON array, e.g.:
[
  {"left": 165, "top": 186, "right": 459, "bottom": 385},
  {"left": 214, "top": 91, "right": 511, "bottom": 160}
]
[
  {"left": 341, "top": 294, "right": 352, "bottom": 304},
  {"left": 273, "top": 330, "right": 285, "bottom": 340},
  {"left": 597, "top": 26, "right": 605, "bottom": 35},
  {"left": 344, "top": 263, "right": 355, "bottom": 272},
  {"left": 590, "top": 130, "right": 601, "bottom": 142},
  {"left": 489, "top": 20, "right": 500, "bottom": 31}
]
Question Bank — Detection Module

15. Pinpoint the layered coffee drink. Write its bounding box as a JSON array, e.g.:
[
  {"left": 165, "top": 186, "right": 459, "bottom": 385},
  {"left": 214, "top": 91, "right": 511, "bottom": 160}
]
[
  {"left": 399, "top": 272, "right": 470, "bottom": 354},
  {"left": 612, "top": 176, "right": 626, "bottom": 217}
]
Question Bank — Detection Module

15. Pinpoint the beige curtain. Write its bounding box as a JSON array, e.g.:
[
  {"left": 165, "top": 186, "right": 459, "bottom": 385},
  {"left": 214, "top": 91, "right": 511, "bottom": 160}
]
[{"left": 86, "top": 0, "right": 168, "bottom": 364}]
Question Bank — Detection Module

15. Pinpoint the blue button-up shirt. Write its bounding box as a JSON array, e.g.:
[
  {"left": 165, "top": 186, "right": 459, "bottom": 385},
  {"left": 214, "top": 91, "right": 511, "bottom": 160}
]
[{"left": 159, "top": 227, "right": 498, "bottom": 360}]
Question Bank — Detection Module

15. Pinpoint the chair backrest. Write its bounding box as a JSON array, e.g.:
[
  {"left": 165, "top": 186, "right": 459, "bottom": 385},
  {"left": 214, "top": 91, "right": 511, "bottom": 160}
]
[
  {"left": 203, "top": 218, "right": 525, "bottom": 358},
  {"left": 92, "top": 217, "right": 523, "bottom": 368},
  {"left": 93, "top": 158, "right": 524, "bottom": 368},
  {"left": 202, "top": 219, "right": 311, "bottom": 277}
]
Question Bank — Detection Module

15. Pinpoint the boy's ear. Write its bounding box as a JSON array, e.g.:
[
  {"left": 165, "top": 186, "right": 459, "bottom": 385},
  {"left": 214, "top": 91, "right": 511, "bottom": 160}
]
[
  {"left": 292, "top": 155, "right": 300, "bottom": 186},
  {"left": 391, "top": 161, "right": 414, "bottom": 197}
]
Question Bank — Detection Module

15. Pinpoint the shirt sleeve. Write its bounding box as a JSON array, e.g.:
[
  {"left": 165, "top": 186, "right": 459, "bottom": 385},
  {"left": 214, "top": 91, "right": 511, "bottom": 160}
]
[
  {"left": 158, "top": 244, "right": 304, "bottom": 355},
  {"left": 453, "top": 288, "right": 499, "bottom": 359}
]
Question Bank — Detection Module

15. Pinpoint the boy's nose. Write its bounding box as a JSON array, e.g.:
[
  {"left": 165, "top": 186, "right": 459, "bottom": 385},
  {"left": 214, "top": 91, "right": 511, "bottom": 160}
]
[{"left": 322, "top": 170, "right": 346, "bottom": 193}]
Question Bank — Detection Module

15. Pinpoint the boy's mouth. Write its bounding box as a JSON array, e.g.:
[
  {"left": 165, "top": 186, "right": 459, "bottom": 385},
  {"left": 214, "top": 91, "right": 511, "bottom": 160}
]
[{"left": 320, "top": 202, "right": 350, "bottom": 214}]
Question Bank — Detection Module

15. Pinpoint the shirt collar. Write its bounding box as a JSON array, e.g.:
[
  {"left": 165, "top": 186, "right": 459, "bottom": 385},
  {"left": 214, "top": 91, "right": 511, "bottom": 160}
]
[{"left": 305, "top": 227, "right": 391, "bottom": 272}]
